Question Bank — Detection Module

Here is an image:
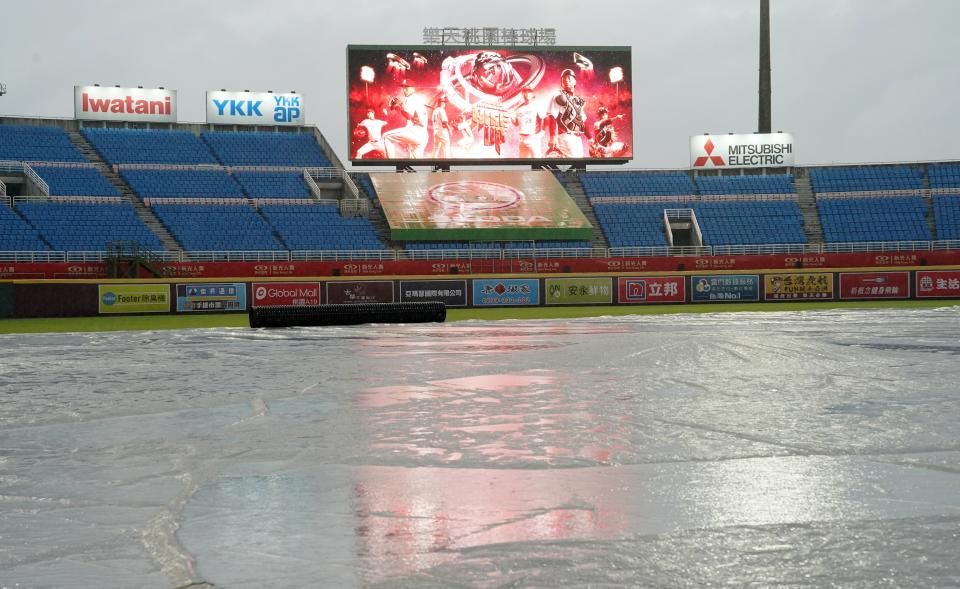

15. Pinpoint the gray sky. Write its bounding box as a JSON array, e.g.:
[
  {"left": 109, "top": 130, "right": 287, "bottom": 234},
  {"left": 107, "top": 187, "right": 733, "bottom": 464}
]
[{"left": 3, "top": 0, "right": 959, "bottom": 169}]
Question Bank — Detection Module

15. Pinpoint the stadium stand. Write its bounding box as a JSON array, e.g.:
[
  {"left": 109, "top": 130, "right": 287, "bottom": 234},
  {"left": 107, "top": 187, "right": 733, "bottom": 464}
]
[
  {"left": 695, "top": 174, "right": 795, "bottom": 195},
  {"left": 580, "top": 172, "right": 696, "bottom": 197},
  {"left": 810, "top": 165, "right": 923, "bottom": 193},
  {"left": 31, "top": 165, "right": 122, "bottom": 197},
  {"left": 0, "top": 125, "right": 87, "bottom": 163},
  {"left": 260, "top": 204, "right": 385, "bottom": 251},
  {"left": 80, "top": 128, "right": 219, "bottom": 166},
  {"left": 818, "top": 196, "right": 931, "bottom": 243},
  {"left": 201, "top": 131, "right": 332, "bottom": 167},
  {"left": 16, "top": 201, "right": 164, "bottom": 251},
  {"left": 404, "top": 240, "right": 593, "bottom": 251},
  {"left": 121, "top": 169, "right": 246, "bottom": 199},
  {"left": 232, "top": 171, "right": 312, "bottom": 199},
  {"left": 151, "top": 203, "right": 285, "bottom": 251},
  {"left": 929, "top": 163, "right": 960, "bottom": 190},
  {"left": 932, "top": 196, "right": 960, "bottom": 240},
  {"left": 0, "top": 204, "right": 50, "bottom": 251},
  {"left": 593, "top": 202, "right": 681, "bottom": 248},
  {"left": 692, "top": 200, "right": 806, "bottom": 245}
]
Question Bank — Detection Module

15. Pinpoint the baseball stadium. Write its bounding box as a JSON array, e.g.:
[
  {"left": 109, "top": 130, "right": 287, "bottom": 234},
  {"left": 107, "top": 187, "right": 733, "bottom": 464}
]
[{"left": 2, "top": 2, "right": 960, "bottom": 588}]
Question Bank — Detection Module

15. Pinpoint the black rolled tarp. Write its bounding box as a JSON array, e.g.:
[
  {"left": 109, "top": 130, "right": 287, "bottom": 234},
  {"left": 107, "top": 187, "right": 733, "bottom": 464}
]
[{"left": 249, "top": 302, "right": 446, "bottom": 328}]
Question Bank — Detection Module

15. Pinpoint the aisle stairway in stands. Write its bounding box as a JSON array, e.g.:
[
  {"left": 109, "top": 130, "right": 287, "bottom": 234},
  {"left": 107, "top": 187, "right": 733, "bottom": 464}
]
[
  {"left": 793, "top": 171, "right": 824, "bottom": 244},
  {"left": 565, "top": 171, "right": 608, "bottom": 248},
  {"left": 351, "top": 174, "right": 396, "bottom": 251},
  {"left": 921, "top": 165, "right": 939, "bottom": 239},
  {"left": 68, "top": 131, "right": 182, "bottom": 253}
]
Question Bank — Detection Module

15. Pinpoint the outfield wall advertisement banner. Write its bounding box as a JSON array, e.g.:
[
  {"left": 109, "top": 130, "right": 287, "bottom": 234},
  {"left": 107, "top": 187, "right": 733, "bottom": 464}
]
[
  {"left": 472, "top": 279, "right": 540, "bottom": 306},
  {"left": 75, "top": 86, "right": 177, "bottom": 123},
  {"left": 347, "top": 45, "right": 632, "bottom": 164},
  {"left": 839, "top": 272, "right": 910, "bottom": 300},
  {"left": 545, "top": 277, "right": 612, "bottom": 305},
  {"left": 764, "top": 273, "right": 833, "bottom": 301},
  {"left": 400, "top": 280, "right": 467, "bottom": 306},
  {"left": 915, "top": 271, "right": 960, "bottom": 298},
  {"left": 327, "top": 281, "right": 395, "bottom": 304},
  {"left": 690, "top": 133, "right": 794, "bottom": 169},
  {"left": 691, "top": 275, "right": 760, "bottom": 302},
  {"left": 252, "top": 282, "right": 321, "bottom": 307},
  {"left": 176, "top": 283, "right": 246, "bottom": 312},
  {"left": 371, "top": 170, "right": 592, "bottom": 242},
  {"left": 98, "top": 284, "right": 170, "bottom": 314},
  {"left": 617, "top": 276, "right": 684, "bottom": 304},
  {"left": 206, "top": 91, "right": 304, "bottom": 126}
]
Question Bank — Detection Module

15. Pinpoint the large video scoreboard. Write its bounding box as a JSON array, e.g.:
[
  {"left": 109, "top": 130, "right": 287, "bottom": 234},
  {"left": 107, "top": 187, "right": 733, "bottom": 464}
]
[{"left": 347, "top": 45, "right": 632, "bottom": 165}]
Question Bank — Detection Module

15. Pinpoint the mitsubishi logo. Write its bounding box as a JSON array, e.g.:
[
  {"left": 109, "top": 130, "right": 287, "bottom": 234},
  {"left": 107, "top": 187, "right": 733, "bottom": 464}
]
[{"left": 693, "top": 138, "right": 725, "bottom": 167}]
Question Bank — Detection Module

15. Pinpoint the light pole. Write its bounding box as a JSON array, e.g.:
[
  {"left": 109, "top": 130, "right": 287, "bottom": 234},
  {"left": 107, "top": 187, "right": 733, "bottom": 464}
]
[{"left": 759, "top": 0, "right": 772, "bottom": 133}]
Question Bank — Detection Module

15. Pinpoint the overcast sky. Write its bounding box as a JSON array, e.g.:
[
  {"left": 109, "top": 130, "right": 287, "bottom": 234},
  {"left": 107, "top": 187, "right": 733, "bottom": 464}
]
[{"left": 3, "top": 0, "right": 959, "bottom": 169}]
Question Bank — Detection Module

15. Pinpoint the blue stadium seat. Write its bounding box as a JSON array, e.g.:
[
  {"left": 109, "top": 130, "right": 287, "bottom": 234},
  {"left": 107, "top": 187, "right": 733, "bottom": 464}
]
[
  {"left": 0, "top": 125, "right": 87, "bottom": 163},
  {"left": 818, "top": 197, "right": 931, "bottom": 243},
  {"left": 121, "top": 169, "right": 245, "bottom": 199},
  {"left": 932, "top": 195, "right": 960, "bottom": 240},
  {"left": 81, "top": 128, "right": 219, "bottom": 166},
  {"left": 152, "top": 203, "right": 285, "bottom": 251},
  {"left": 692, "top": 200, "right": 806, "bottom": 246},
  {"left": 202, "top": 131, "right": 332, "bottom": 167},
  {"left": 260, "top": 204, "right": 385, "bottom": 250},
  {"left": 0, "top": 204, "right": 50, "bottom": 251},
  {"left": 31, "top": 165, "right": 121, "bottom": 197},
  {"left": 929, "top": 164, "right": 960, "bottom": 190},
  {"left": 16, "top": 201, "right": 164, "bottom": 251},
  {"left": 232, "top": 171, "right": 311, "bottom": 199},
  {"left": 810, "top": 166, "right": 922, "bottom": 193},
  {"left": 695, "top": 174, "right": 795, "bottom": 195},
  {"left": 580, "top": 172, "right": 696, "bottom": 198}
]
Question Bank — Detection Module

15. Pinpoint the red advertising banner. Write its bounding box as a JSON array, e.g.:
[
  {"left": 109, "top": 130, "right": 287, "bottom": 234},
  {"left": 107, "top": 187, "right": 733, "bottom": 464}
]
[
  {"left": 839, "top": 272, "right": 910, "bottom": 300},
  {"left": 617, "top": 276, "right": 685, "bottom": 304},
  {"left": 326, "top": 281, "right": 395, "bottom": 304},
  {"left": 251, "top": 282, "right": 322, "bottom": 307},
  {"left": 915, "top": 270, "right": 960, "bottom": 298}
]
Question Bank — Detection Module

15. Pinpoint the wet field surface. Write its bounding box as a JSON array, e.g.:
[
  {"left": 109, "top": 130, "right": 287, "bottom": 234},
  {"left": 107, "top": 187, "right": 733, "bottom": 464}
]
[{"left": 2, "top": 308, "right": 960, "bottom": 588}]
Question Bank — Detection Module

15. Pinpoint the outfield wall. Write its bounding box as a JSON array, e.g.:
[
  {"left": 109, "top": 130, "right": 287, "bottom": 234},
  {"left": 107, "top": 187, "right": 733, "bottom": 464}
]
[{"left": 3, "top": 268, "right": 959, "bottom": 318}]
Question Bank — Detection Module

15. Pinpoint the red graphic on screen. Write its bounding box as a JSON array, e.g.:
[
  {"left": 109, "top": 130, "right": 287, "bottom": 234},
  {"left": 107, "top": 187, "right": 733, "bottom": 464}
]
[{"left": 348, "top": 46, "right": 633, "bottom": 162}]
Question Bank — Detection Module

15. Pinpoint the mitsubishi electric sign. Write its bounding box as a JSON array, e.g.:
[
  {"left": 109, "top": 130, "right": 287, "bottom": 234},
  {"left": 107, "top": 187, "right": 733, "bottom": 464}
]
[
  {"left": 206, "top": 91, "right": 304, "bottom": 126},
  {"left": 75, "top": 86, "right": 177, "bottom": 123},
  {"left": 690, "top": 133, "right": 794, "bottom": 169}
]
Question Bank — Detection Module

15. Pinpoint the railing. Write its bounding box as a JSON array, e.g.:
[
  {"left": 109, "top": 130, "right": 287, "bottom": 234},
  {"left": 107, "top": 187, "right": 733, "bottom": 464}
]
[
  {"left": 4, "top": 240, "right": 960, "bottom": 265},
  {"left": 114, "top": 163, "right": 224, "bottom": 172},
  {"left": 13, "top": 195, "right": 125, "bottom": 205},
  {"left": 340, "top": 199, "right": 369, "bottom": 217},
  {"left": 0, "top": 161, "right": 51, "bottom": 196},
  {"left": 816, "top": 189, "right": 930, "bottom": 199},
  {"left": 303, "top": 168, "right": 322, "bottom": 200}
]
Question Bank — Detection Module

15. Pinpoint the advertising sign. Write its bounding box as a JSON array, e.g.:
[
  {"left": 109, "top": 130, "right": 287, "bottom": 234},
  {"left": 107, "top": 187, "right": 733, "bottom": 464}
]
[
  {"left": 98, "top": 284, "right": 170, "bottom": 314},
  {"left": 617, "top": 276, "right": 685, "bottom": 304},
  {"left": 371, "top": 170, "right": 592, "bottom": 241},
  {"left": 690, "top": 133, "right": 794, "bottom": 169},
  {"left": 764, "top": 273, "right": 833, "bottom": 301},
  {"left": 399, "top": 280, "right": 467, "bottom": 306},
  {"left": 206, "top": 91, "right": 303, "bottom": 126},
  {"left": 545, "top": 277, "right": 612, "bottom": 305},
  {"left": 176, "top": 283, "right": 246, "bottom": 312},
  {"left": 75, "top": 86, "right": 177, "bottom": 123},
  {"left": 839, "top": 272, "right": 910, "bottom": 300},
  {"left": 327, "top": 281, "right": 395, "bottom": 304},
  {"left": 251, "top": 282, "right": 321, "bottom": 307},
  {"left": 916, "top": 270, "right": 960, "bottom": 298},
  {"left": 691, "top": 275, "right": 760, "bottom": 302},
  {"left": 348, "top": 45, "right": 632, "bottom": 163},
  {"left": 472, "top": 279, "right": 540, "bottom": 306}
]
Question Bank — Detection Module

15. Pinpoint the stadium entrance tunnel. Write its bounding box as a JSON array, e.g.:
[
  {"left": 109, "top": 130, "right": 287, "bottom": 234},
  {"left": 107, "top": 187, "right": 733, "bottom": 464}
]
[{"left": 249, "top": 302, "right": 446, "bottom": 328}]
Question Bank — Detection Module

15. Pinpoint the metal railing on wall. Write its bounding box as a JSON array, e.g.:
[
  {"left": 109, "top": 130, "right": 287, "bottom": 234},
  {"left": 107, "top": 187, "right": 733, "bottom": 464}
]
[{"left": 0, "top": 160, "right": 50, "bottom": 196}]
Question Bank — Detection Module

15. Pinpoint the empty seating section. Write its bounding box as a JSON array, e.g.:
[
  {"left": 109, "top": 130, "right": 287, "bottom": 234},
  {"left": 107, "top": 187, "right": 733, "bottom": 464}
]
[
  {"left": 121, "top": 169, "right": 245, "bottom": 199},
  {"left": 152, "top": 204, "right": 284, "bottom": 251},
  {"left": 404, "top": 241, "right": 592, "bottom": 251},
  {"left": 932, "top": 196, "right": 960, "bottom": 240},
  {"left": 0, "top": 205, "right": 49, "bottom": 251},
  {"left": 260, "top": 204, "right": 384, "bottom": 250},
  {"left": 810, "top": 166, "right": 922, "bottom": 193},
  {"left": 31, "top": 165, "right": 121, "bottom": 197},
  {"left": 696, "top": 174, "right": 795, "bottom": 195},
  {"left": 353, "top": 174, "right": 378, "bottom": 201},
  {"left": 0, "top": 125, "right": 86, "bottom": 162},
  {"left": 16, "top": 202, "right": 163, "bottom": 251},
  {"left": 81, "top": 129, "right": 218, "bottom": 165},
  {"left": 580, "top": 172, "right": 695, "bottom": 197},
  {"left": 232, "top": 171, "right": 311, "bottom": 199},
  {"left": 929, "top": 164, "right": 960, "bottom": 189},
  {"left": 693, "top": 201, "right": 806, "bottom": 246},
  {"left": 202, "top": 132, "right": 332, "bottom": 167},
  {"left": 818, "top": 197, "right": 931, "bottom": 243},
  {"left": 593, "top": 202, "right": 680, "bottom": 247}
]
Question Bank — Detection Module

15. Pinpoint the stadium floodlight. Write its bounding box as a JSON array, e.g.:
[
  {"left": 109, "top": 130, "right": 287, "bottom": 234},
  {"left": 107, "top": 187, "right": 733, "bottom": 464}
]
[{"left": 0, "top": 82, "right": 6, "bottom": 96}]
